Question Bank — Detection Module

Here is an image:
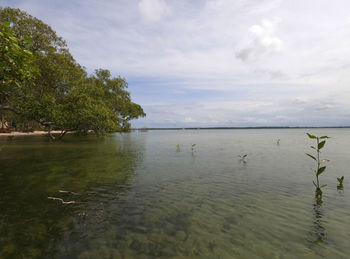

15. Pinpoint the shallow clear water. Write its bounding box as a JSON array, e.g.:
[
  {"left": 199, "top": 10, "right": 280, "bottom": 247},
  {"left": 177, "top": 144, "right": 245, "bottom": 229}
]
[{"left": 1, "top": 129, "right": 350, "bottom": 258}]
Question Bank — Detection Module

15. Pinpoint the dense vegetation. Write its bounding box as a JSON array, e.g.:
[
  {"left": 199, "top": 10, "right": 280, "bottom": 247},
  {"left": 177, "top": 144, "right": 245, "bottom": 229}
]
[{"left": 0, "top": 7, "right": 145, "bottom": 139}]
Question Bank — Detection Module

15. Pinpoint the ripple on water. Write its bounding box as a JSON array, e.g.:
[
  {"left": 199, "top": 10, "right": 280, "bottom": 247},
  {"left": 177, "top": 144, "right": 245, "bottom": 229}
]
[{"left": 1, "top": 130, "right": 350, "bottom": 258}]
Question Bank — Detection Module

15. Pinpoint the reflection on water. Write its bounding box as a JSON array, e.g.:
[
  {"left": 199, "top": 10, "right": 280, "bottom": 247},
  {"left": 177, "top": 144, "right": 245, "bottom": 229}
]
[
  {"left": 0, "top": 134, "right": 145, "bottom": 258},
  {"left": 337, "top": 185, "right": 344, "bottom": 190},
  {"left": 311, "top": 202, "right": 327, "bottom": 245},
  {"left": 1, "top": 129, "right": 350, "bottom": 258}
]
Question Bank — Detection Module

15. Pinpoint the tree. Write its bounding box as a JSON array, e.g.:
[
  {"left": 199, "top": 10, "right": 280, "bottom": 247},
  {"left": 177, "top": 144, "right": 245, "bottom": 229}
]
[
  {"left": 0, "top": 7, "right": 86, "bottom": 131},
  {"left": 0, "top": 7, "right": 145, "bottom": 138},
  {"left": 88, "top": 69, "right": 146, "bottom": 132},
  {"left": 0, "top": 7, "right": 85, "bottom": 132},
  {"left": 53, "top": 70, "right": 146, "bottom": 138},
  {"left": 0, "top": 21, "right": 37, "bottom": 127}
]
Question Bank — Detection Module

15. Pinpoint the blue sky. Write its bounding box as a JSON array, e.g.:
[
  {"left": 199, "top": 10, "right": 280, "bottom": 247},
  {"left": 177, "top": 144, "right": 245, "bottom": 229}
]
[{"left": 2, "top": 0, "right": 350, "bottom": 127}]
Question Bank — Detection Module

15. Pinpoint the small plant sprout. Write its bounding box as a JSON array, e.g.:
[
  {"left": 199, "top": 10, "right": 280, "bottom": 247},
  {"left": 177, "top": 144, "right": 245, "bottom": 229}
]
[
  {"left": 276, "top": 139, "right": 280, "bottom": 145},
  {"left": 306, "top": 133, "right": 330, "bottom": 201},
  {"left": 191, "top": 144, "right": 196, "bottom": 153},
  {"left": 176, "top": 144, "right": 180, "bottom": 152},
  {"left": 238, "top": 154, "right": 247, "bottom": 162},
  {"left": 337, "top": 176, "right": 344, "bottom": 190}
]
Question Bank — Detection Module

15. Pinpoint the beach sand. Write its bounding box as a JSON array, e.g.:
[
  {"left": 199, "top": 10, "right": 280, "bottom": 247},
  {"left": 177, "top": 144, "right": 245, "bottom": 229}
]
[{"left": 0, "top": 131, "right": 62, "bottom": 137}]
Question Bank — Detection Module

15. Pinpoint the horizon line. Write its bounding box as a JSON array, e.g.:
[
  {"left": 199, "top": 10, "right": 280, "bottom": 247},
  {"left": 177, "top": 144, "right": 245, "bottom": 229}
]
[{"left": 132, "top": 126, "right": 350, "bottom": 130}]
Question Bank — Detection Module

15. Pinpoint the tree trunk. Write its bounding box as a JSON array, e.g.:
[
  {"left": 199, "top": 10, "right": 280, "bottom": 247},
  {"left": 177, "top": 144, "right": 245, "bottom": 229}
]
[
  {"left": 58, "top": 130, "right": 67, "bottom": 140},
  {"left": 47, "top": 125, "right": 55, "bottom": 140}
]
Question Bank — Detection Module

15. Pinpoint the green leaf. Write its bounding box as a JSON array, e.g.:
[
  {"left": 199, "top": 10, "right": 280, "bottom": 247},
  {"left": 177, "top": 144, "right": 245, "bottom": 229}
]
[
  {"left": 306, "top": 153, "right": 317, "bottom": 161},
  {"left": 8, "top": 35, "right": 17, "bottom": 41},
  {"left": 317, "top": 166, "right": 326, "bottom": 176},
  {"left": 3, "top": 21, "right": 10, "bottom": 28},
  {"left": 307, "top": 133, "right": 316, "bottom": 139},
  {"left": 320, "top": 136, "right": 330, "bottom": 139},
  {"left": 23, "top": 49, "right": 32, "bottom": 55},
  {"left": 24, "top": 37, "right": 33, "bottom": 44},
  {"left": 337, "top": 176, "right": 344, "bottom": 184},
  {"left": 318, "top": 141, "right": 326, "bottom": 149}
]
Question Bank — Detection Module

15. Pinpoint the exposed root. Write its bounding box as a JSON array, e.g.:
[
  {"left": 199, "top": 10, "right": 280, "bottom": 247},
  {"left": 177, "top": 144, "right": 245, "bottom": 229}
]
[{"left": 58, "top": 190, "right": 80, "bottom": 195}]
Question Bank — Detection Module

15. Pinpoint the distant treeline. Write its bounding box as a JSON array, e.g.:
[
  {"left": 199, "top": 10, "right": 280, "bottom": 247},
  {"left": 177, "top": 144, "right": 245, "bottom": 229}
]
[{"left": 134, "top": 126, "right": 350, "bottom": 130}]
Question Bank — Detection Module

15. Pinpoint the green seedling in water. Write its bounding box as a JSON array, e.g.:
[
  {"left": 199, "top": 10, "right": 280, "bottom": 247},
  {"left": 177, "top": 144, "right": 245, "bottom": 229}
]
[
  {"left": 191, "top": 144, "right": 196, "bottom": 153},
  {"left": 238, "top": 154, "right": 247, "bottom": 162},
  {"left": 337, "top": 176, "right": 344, "bottom": 190},
  {"left": 337, "top": 176, "right": 344, "bottom": 184},
  {"left": 306, "top": 133, "right": 330, "bottom": 202},
  {"left": 176, "top": 144, "right": 180, "bottom": 152}
]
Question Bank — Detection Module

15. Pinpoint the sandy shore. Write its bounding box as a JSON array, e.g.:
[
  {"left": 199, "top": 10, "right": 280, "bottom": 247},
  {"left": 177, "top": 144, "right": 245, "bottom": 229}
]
[{"left": 0, "top": 131, "right": 62, "bottom": 137}]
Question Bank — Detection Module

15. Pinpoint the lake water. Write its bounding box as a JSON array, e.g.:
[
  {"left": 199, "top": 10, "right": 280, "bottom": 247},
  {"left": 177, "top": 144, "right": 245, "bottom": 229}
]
[{"left": 0, "top": 129, "right": 350, "bottom": 258}]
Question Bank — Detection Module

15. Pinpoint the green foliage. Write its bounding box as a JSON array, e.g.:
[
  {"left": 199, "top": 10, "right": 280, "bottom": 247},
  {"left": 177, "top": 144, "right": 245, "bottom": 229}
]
[
  {"left": 0, "top": 7, "right": 145, "bottom": 138},
  {"left": 317, "top": 166, "right": 326, "bottom": 176},
  {"left": 306, "top": 133, "right": 330, "bottom": 201},
  {"left": 337, "top": 176, "right": 344, "bottom": 190},
  {"left": 306, "top": 153, "right": 316, "bottom": 161},
  {"left": 176, "top": 144, "right": 180, "bottom": 152},
  {"left": 0, "top": 7, "right": 68, "bottom": 55},
  {"left": 318, "top": 141, "right": 326, "bottom": 150},
  {"left": 337, "top": 176, "right": 344, "bottom": 184},
  {"left": 55, "top": 70, "right": 145, "bottom": 135},
  {"left": 306, "top": 133, "right": 316, "bottom": 139},
  {"left": 0, "top": 7, "right": 84, "bottom": 129},
  {"left": 0, "top": 21, "right": 37, "bottom": 107}
]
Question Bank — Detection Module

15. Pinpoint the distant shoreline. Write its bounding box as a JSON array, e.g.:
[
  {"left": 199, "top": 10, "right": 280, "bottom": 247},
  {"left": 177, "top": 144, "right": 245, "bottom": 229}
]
[
  {"left": 133, "top": 126, "right": 350, "bottom": 130},
  {"left": 1, "top": 127, "right": 349, "bottom": 137}
]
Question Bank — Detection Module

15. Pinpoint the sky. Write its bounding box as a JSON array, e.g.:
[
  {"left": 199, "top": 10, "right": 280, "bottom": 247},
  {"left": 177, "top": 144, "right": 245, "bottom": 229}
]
[{"left": 2, "top": 0, "right": 350, "bottom": 127}]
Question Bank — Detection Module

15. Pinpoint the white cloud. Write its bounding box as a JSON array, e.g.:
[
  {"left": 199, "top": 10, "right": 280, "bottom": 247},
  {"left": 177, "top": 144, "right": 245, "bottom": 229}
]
[
  {"left": 5, "top": 0, "right": 350, "bottom": 127},
  {"left": 250, "top": 20, "right": 283, "bottom": 51},
  {"left": 184, "top": 117, "right": 195, "bottom": 123},
  {"left": 138, "top": 0, "right": 170, "bottom": 23},
  {"left": 236, "top": 19, "right": 283, "bottom": 61}
]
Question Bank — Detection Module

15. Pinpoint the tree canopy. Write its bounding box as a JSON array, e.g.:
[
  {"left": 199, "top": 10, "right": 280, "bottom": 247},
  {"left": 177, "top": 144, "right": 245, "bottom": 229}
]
[
  {"left": 0, "top": 7, "right": 145, "bottom": 138},
  {"left": 0, "top": 21, "right": 37, "bottom": 112}
]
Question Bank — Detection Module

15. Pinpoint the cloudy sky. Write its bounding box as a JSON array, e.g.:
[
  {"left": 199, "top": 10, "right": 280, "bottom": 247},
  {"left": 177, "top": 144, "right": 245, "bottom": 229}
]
[{"left": 2, "top": 0, "right": 350, "bottom": 127}]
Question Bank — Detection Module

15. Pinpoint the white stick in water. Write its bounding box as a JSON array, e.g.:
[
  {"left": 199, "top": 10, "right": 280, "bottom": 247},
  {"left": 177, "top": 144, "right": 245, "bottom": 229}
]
[{"left": 48, "top": 197, "right": 75, "bottom": 204}]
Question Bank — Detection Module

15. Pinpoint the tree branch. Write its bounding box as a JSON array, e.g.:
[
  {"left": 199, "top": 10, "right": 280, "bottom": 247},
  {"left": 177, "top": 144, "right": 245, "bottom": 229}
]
[{"left": 0, "top": 104, "right": 20, "bottom": 114}]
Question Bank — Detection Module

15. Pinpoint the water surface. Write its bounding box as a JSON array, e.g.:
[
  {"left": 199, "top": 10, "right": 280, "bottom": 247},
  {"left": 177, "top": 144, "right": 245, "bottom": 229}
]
[{"left": 1, "top": 129, "right": 350, "bottom": 258}]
